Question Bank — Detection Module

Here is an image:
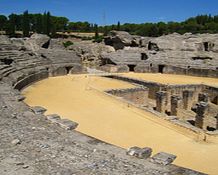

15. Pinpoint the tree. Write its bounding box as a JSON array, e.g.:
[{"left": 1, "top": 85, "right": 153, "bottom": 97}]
[
  {"left": 0, "top": 15, "right": 7, "bottom": 31},
  {"left": 94, "top": 24, "right": 99, "bottom": 38},
  {"left": 42, "top": 11, "right": 51, "bottom": 35},
  {"left": 22, "top": 10, "right": 30, "bottom": 37},
  {"left": 46, "top": 11, "right": 51, "bottom": 35},
  {"left": 52, "top": 16, "right": 69, "bottom": 31},
  {"left": 5, "top": 13, "right": 16, "bottom": 37},
  {"left": 35, "top": 14, "right": 43, "bottom": 33},
  {"left": 117, "top": 21, "right": 120, "bottom": 31}
]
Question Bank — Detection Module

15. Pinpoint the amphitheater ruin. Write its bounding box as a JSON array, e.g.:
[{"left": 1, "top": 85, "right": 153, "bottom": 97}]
[{"left": 1, "top": 31, "right": 218, "bottom": 174}]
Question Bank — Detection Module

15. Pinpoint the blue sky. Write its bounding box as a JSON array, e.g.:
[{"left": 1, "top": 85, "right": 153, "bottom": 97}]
[{"left": 0, "top": 0, "right": 217, "bottom": 25}]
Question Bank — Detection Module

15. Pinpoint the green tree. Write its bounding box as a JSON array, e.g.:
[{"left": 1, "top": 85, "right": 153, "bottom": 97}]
[
  {"left": 22, "top": 10, "right": 30, "bottom": 37},
  {"left": 35, "top": 14, "right": 43, "bottom": 33},
  {"left": 94, "top": 24, "right": 99, "bottom": 38},
  {"left": 46, "top": 11, "right": 51, "bottom": 35},
  {"left": 5, "top": 13, "right": 16, "bottom": 37},
  {"left": 117, "top": 21, "right": 120, "bottom": 31},
  {"left": 42, "top": 12, "right": 51, "bottom": 35},
  {"left": 0, "top": 15, "right": 7, "bottom": 31}
]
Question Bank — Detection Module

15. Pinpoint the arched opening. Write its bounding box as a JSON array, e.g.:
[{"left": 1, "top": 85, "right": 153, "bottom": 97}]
[
  {"left": 66, "top": 66, "right": 73, "bottom": 74},
  {"left": 203, "top": 42, "right": 209, "bottom": 51},
  {"left": 128, "top": 65, "right": 136, "bottom": 72},
  {"left": 141, "top": 53, "right": 148, "bottom": 60},
  {"left": 158, "top": 65, "right": 165, "bottom": 73}
]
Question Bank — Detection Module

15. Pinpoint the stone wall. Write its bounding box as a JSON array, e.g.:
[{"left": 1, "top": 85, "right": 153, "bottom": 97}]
[
  {"left": 14, "top": 70, "right": 49, "bottom": 90},
  {"left": 134, "top": 64, "right": 218, "bottom": 78},
  {"left": 104, "top": 75, "right": 218, "bottom": 132},
  {"left": 106, "top": 87, "right": 148, "bottom": 105},
  {"left": 104, "top": 75, "right": 164, "bottom": 99}
]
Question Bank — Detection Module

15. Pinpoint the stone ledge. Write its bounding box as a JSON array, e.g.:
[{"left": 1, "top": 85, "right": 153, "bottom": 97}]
[
  {"left": 31, "top": 106, "right": 47, "bottom": 115},
  {"left": 126, "top": 146, "right": 152, "bottom": 159},
  {"left": 150, "top": 152, "right": 177, "bottom": 165},
  {"left": 47, "top": 114, "right": 78, "bottom": 130}
]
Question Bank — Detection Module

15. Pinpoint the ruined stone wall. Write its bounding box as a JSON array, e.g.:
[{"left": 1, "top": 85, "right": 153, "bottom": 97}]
[
  {"left": 165, "top": 85, "right": 204, "bottom": 111},
  {"left": 14, "top": 70, "right": 49, "bottom": 90},
  {"left": 204, "top": 86, "right": 218, "bottom": 105},
  {"left": 104, "top": 75, "right": 164, "bottom": 99},
  {"left": 134, "top": 64, "right": 218, "bottom": 78},
  {"left": 106, "top": 87, "right": 148, "bottom": 105}
]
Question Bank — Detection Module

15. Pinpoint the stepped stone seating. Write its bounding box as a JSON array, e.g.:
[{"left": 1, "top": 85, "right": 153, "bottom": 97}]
[{"left": 0, "top": 34, "right": 81, "bottom": 85}]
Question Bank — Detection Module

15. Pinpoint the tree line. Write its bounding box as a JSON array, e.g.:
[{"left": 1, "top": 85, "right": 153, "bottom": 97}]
[
  {"left": 101, "top": 15, "right": 218, "bottom": 37},
  {"left": 0, "top": 12, "right": 218, "bottom": 37}
]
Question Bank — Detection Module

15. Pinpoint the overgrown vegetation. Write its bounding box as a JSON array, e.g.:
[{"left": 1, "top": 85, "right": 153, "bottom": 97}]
[
  {"left": 0, "top": 12, "right": 218, "bottom": 37},
  {"left": 63, "top": 41, "right": 74, "bottom": 48}
]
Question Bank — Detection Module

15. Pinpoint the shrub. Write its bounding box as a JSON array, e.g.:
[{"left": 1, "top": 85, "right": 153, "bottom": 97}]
[
  {"left": 63, "top": 41, "right": 74, "bottom": 48},
  {"left": 93, "top": 35, "right": 104, "bottom": 43}
]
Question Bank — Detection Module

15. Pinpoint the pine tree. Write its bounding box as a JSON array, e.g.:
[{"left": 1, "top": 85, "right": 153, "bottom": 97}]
[
  {"left": 46, "top": 11, "right": 51, "bottom": 35},
  {"left": 42, "top": 12, "right": 47, "bottom": 34},
  {"left": 5, "top": 14, "right": 16, "bottom": 37},
  {"left": 36, "top": 14, "right": 43, "bottom": 33},
  {"left": 117, "top": 21, "right": 120, "bottom": 31},
  {"left": 22, "top": 10, "right": 30, "bottom": 37},
  {"left": 94, "top": 24, "right": 99, "bottom": 39}
]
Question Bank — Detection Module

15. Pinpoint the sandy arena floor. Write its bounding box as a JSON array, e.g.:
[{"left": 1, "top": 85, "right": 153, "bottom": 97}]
[{"left": 22, "top": 73, "right": 218, "bottom": 174}]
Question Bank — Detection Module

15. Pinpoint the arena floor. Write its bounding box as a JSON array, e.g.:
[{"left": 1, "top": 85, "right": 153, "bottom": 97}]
[{"left": 22, "top": 73, "right": 218, "bottom": 174}]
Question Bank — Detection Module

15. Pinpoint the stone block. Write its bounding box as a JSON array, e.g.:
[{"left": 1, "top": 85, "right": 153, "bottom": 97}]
[
  {"left": 46, "top": 114, "right": 61, "bottom": 123},
  {"left": 46, "top": 114, "right": 78, "bottom": 130},
  {"left": 151, "top": 152, "right": 177, "bottom": 165},
  {"left": 126, "top": 146, "right": 152, "bottom": 159},
  {"left": 31, "top": 106, "right": 47, "bottom": 115},
  {"left": 57, "top": 119, "right": 78, "bottom": 130},
  {"left": 16, "top": 95, "right": 26, "bottom": 101}
]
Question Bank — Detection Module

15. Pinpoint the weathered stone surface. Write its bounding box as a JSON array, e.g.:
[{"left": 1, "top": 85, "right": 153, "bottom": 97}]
[
  {"left": 151, "top": 152, "right": 177, "bottom": 165},
  {"left": 11, "top": 139, "right": 21, "bottom": 145},
  {"left": 104, "top": 30, "right": 135, "bottom": 50},
  {"left": 68, "top": 41, "right": 115, "bottom": 66},
  {"left": 101, "top": 32, "right": 218, "bottom": 75},
  {"left": 46, "top": 114, "right": 61, "bottom": 123},
  {"left": 134, "top": 64, "right": 150, "bottom": 73},
  {"left": 15, "top": 95, "right": 26, "bottom": 101},
  {"left": 49, "top": 66, "right": 67, "bottom": 76},
  {"left": 47, "top": 114, "right": 78, "bottom": 130},
  {"left": 69, "top": 64, "right": 87, "bottom": 74},
  {"left": 0, "top": 35, "right": 11, "bottom": 45},
  {"left": 26, "top": 33, "right": 50, "bottom": 51},
  {"left": 100, "top": 64, "right": 129, "bottom": 73},
  {"left": 48, "top": 38, "right": 65, "bottom": 50},
  {"left": 127, "top": 146, "right": 152, "bottom": 159},
  {"left": 57, "top": 119, "right": 78, "bottom": 130},
  {"left": 31, "top": 106, "right": 47, "bottom": 115}
]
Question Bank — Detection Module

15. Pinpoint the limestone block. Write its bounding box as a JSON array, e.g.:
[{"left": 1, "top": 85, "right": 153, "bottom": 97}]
[
  {"left": 56, "top": 119, "right": 78, "bottom": 130},
  {"left": 31, "top": 106, "right": 47, "bottom": 115},
  {"left": 151, "top": 152, "right": 177, "bottom": 165},
  {"left": 46, "top": 114, "right": 78, "bottom": 130},
  {"left": 126, "top": 146, "right": 152, "bottom": 159}
]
